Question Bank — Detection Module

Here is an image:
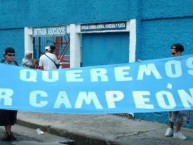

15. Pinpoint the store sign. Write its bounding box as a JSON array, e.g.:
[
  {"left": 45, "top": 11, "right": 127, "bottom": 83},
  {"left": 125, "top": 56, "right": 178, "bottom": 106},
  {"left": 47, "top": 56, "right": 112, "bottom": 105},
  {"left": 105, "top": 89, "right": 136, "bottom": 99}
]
[
  {"left": 33, "top": 26, "right": 67, "bottom": 37},
  {"left": 81, "top": 21, "right": 127, "bottom": 32}
]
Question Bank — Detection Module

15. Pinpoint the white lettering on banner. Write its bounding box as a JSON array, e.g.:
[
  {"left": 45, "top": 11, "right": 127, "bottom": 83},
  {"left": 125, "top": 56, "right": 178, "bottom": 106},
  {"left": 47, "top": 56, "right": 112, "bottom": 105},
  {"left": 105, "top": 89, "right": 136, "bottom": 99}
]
[
  {"left": 54, "top": 91, "right": 72, "bottom": 108},
  {"left": 133, "top": 91, "right": 154, "bottom": 109},
  {"left": 106, "top": 91, "right": 124, "bottom": 108},
  {"left": 20, "top": 69, "right": 37, "bottom": 82},
  {"left": 30, "top": 91, "right": 48, "bottom": 107},
  {"left": 74, "top": 92, "right": 103, "bottom": 109},
  {"left": 133, "top": 88, "right": 193, "bottom": 110},
  {"left": 28, "top": 90, "right": 125, "bottom": 109},
  {"left": 42, "top": 71, "right": 59, "bottom": 82},
  {"left": 66, "top": 70, "right": 83, "bottom": 82},
  {"left": 187, "top": 57, "right": 193, "bottom": 75},
  {"left": 0, "top": 88, "right": 13, "bottom": 106},
  {"left": 156, "top": 91, "right": 176, "bottom": 109},
  {"left": 2, "top": 88, "right": 191, "bottom": 111},
  {"left": 114, "top": 66, "right": 132, "bottom": 81},
  {"left": 165, "top": 61, "right": 182, "bottom": 78},
  {"left": 90, "top": 68, "right": 108, "bottom": 82},
  {"left": 178, "top": 89, "right": 193, "bottom": 109},
  {"left": 19, "top": 57, "right": 193, "bottom": 83},
  {"left": 137, "top": 63, "right": 162, "bottom": 80}
]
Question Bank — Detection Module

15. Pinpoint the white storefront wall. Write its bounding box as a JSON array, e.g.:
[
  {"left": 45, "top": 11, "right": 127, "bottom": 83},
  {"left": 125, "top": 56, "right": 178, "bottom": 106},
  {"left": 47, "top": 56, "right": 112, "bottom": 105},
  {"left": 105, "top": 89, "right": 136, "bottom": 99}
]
[{"left": 24, "top": 20, "right": 136, "bottom": 68}]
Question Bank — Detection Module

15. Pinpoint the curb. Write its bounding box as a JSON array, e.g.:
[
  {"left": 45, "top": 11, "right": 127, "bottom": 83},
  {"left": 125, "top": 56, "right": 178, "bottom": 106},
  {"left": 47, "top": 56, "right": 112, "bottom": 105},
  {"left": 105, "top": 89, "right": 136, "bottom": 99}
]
[{"left": 17, "top": 119, "right": 119, "bottom": 145}]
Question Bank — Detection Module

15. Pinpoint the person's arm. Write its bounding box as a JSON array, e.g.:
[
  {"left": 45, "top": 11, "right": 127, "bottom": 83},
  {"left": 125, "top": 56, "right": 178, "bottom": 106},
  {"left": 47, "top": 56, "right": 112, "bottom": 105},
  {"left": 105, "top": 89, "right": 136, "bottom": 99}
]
[{"left": 38, "top": 57, "right": 44, "bottom": 70}]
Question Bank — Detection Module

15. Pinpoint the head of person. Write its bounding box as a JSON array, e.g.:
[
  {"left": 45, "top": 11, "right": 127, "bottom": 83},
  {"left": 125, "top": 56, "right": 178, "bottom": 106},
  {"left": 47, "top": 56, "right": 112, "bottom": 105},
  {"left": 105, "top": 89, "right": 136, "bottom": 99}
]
[
  {"left": 25, "top": 51, "right": 33, "bottom": 59},
  {"left": 45, "top": 45, "right": 56, "bottom": 53},
  {"left": 171, "top": 43, "right": 184, "bottom": 57},
  {"left": 4, "top": 47, "right": 16, "bottom": 64}
]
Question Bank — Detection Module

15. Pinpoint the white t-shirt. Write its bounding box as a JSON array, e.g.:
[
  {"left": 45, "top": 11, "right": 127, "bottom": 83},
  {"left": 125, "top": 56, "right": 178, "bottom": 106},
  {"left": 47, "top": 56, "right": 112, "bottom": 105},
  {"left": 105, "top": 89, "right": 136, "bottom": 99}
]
[{"left": 39, "top": 52, "right": 59, "bottom": 70}]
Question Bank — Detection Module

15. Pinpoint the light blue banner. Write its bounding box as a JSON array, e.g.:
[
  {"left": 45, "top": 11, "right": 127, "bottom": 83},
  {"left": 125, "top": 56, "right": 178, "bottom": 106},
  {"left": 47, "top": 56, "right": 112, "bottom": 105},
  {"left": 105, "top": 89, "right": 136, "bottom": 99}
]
[{"left": 0, "top": 55, "right": 193, "bottom": 114}]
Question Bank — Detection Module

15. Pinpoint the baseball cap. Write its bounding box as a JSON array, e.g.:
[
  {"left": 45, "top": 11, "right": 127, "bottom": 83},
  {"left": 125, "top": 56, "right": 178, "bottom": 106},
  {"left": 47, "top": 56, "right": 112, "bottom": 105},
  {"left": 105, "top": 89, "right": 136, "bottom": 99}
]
[{"left": 45, "top": 46, "right": 51, "bottom": 51}]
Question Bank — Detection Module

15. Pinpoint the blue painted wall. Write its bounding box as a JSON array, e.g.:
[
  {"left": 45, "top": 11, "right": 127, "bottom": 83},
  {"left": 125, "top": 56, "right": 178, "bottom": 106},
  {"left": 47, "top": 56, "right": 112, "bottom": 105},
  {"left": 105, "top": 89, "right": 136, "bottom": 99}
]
[
  {"left": 0, "top": 0, "right": 130, "bottom": 28},
  {"left": 0, "top": 29, "right": 24, "bottom": 64},
  {"left": 141, "top": 0, "right": 193, "bottom": 19},
  {"left": 136, "top": 0, "right": 193, "bottom": 61},
  {"left": 0, "top": 0, "right": 27, "bottom": 28},
  {"left": 135, "top": 112, "right": 193, "bottom": 129},
  {"left": 137, "top": 18, "right": 193, "bottom": 60}
]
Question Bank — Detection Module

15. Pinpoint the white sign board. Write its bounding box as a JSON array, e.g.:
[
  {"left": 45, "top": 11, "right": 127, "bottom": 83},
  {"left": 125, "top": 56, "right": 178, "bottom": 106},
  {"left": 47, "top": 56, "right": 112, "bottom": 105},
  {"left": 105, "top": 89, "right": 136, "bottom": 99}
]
[{"left": 33, "top": 26, "right": 67, "bottom": 37}]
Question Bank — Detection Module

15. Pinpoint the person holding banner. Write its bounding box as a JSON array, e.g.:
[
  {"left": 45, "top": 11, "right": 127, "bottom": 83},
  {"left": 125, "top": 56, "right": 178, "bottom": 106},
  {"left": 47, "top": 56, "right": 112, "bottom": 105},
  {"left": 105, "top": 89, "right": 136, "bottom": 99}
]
[
  {"left": 164, "top": 43, "right": 191, "bottom": 140},
  {"left": 0, "top": 47, "right": 18, "bottom": 141}
]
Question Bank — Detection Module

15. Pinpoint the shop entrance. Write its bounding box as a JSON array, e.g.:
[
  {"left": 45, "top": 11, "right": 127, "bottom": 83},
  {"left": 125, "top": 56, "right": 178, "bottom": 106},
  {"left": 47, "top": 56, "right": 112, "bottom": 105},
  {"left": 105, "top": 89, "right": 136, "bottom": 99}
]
[
  {"left": 33, "top": 35, "right": 70, "bottom": 68},
  {"left": 82, "top": 32, "right": 129, "bottom": 66}
]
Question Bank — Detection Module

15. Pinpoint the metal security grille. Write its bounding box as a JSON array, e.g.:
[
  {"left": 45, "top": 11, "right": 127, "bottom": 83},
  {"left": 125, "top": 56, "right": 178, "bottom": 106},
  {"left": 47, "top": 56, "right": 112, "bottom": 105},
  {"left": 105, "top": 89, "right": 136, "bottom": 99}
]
[{"left": 33, "top": 34, "right": 70, "bottom": 68}]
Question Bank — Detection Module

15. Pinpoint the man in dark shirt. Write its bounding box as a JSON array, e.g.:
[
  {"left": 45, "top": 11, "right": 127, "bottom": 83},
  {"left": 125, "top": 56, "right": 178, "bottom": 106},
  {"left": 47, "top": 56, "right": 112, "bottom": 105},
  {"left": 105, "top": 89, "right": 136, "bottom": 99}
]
[{"left": 0, "top": 47, "right": 19, "bottom": 141}]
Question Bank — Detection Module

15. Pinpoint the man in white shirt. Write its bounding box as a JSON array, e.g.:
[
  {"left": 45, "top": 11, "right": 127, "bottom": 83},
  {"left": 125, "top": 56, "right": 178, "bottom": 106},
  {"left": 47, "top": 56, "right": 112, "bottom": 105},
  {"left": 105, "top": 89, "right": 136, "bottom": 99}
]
[{"left": 39, "top": 46, "right": 60, "bottom": 70}]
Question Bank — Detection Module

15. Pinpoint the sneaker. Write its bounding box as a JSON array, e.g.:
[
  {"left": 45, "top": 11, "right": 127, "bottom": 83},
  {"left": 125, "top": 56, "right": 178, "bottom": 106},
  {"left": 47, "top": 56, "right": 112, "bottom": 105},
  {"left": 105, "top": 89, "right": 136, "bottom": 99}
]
[
  {"left": 165, "top": 127, "right": 174, "bottom": 137},
  {"left": 173, "top": 132, "right": 187, "bottom": 140}
]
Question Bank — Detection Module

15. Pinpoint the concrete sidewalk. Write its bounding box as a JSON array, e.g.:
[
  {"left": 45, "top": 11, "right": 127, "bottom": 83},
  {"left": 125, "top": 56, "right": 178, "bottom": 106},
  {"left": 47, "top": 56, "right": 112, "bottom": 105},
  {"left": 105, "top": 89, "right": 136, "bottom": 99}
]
[{"left": 17, "top": 112, "right": 193, "bottom": 145}]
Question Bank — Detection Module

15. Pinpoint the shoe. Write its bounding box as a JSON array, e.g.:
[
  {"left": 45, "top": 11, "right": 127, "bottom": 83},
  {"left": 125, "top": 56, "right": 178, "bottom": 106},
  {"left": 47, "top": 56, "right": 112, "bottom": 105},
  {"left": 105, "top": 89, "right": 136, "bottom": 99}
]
[
  {"left": 10, "top": 132, "right": 17, "bottom": 141},
  {"left": 165, "top": 127, "right": 174, "bottom": 137},
  {"left": 173, "top": 132, "right": 187, "bottom": 140},
  {"left": 1, "top": 133, "right": 11, "bottom": 141},
  {"left": 1, "top": 132, "right": 17, "bottom": 142}
]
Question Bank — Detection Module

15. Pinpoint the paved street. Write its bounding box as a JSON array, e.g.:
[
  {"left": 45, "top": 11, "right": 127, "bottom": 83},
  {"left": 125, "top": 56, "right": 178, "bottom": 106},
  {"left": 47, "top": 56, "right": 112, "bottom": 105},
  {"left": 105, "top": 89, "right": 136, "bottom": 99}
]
[
  {"left": 17, "top": 112, "right": 193, "bottom": 145},
  {"left": 0, "top": 124, "right": 74, "bottom": 145},
  {"left": 0, "top": 113, "right": 193, "bottom": 145}
]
